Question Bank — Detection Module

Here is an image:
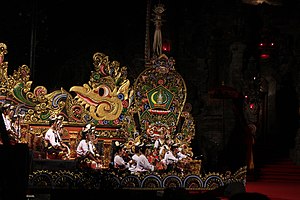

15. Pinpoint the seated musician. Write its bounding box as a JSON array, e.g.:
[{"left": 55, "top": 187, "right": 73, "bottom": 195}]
[
  {"left": 44, "top": 115, "right": 69, "bottom": 160},
  {"left": 1, "top": 103, "right": 18, "bottom": 144},
  {"left": 161, "top": 144, "right": 180, "bottom": 172},
  {"left": 11, "top": 112, "right": 26, "bottom": 143},
  {"left": 0, "top": 103, "right": 12, "bottom": 145},
  {"left": 56, "top": 116, "right": 70, "bottom": 157},
  {"left": 134, "top": 145, "right": 155, "bottom": 173},
  {"left": 113, "top": 143, "right": 129, "bottom": 171},
  {"left": 76, "top": 124, "right": 102, "bottom": 170},
  {"left": 128, "top": 145, "right": 140, "bottom": 173}
]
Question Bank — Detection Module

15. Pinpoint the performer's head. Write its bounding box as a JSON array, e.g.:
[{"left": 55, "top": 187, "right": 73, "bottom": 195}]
[{"left": 49, "top": 115, "right": 59, "bottom": 128}]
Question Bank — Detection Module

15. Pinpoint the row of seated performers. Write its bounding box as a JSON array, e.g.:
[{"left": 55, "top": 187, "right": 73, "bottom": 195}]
[
  {"left": 73, "top": 123, "right": 193, "bottom": 173},
  {"left": 42, "top": 113, "right": 194, "bottom": 173},
  {"left": 1, "top": 102, "right": 194, "bottom": 172},
  {"left": 44, "top": 115, "right": 103, "bottom": 169},
  {"left": 0, "top": 103, "right": 102, "bottom": 170},
  {"left": 112, "top": 140, "right": 193, "bottom": 174},
  {"left": 43, "top": 114, "right": 193, "bottom": 173}
]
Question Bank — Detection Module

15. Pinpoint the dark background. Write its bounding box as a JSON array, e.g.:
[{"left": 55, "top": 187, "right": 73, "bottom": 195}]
[
  {"left": 0, "top": 0, "right": 149, "bottom": 90},
  {"left": 1, "top": 0, "right": 298, "bottom": 91}
]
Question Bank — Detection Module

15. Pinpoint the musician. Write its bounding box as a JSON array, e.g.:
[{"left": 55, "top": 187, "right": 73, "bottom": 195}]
[
  {"left": 150, "top": 147, "right": 166, "bottom": 171},
  {"left": 113, "top": 144, "right": 129, "bottom": 170},
  {"left": 44, "top": 115, "right": 69, "bottom": 159},
  {"left": 0, "top": 103, "right": 17, "bottom": 145},
  {"left": 11, "top": 112, "right": 26, "bottom": 143},
  {"left": 177, "top": 147, "right": 189, "bottom": 160},
  {"left": 154, "top": 133, "right": 167, "bottom": 156},
  {"left": 135, "top": 145, "right": 154, "bottom": 173},
  {"left": 161, "top": 144, "right": 179, "bottom": 172},
  {"left": 76, "top": 124, "right": 102, "bottom": 170},
  {"left": 128, "top": 145, "right": 140, "bottom": 173},
  {"left": 0, "top": 103, "right": 11, "bottom": 145}
]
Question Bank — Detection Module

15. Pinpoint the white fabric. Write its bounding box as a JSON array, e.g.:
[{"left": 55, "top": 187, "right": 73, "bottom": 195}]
[
  {"left": 154, "top": 138, "right": 164, "bottom": 149},
  {"left": 114, "top": 154, "right": 128, "bottom": 168},
  {"left": 177, "top": 151, "right": 188, "bottom": 160},
  {"left": 128, "top": 154, "right": 140, "bottom": 172},
  {"left": 163, "top": 150, "right": 178, "bottom": 165},
  {"left": 44, "top": 127, "right": 61, "bottom": 147},
  {"left": 2, "top": 113, "right": 11, "bottom": 132},
  {"left": 88, "top": 141, "right": 97, "bottom": 156},
  {"left": 76, "top": 139, "right": 89, "bottom": 157},
  {"left": 76, "top": 140, "right": 97, "bottom": 157},
  {"left": 136, "top": 154, "right": 154, "bottom": 172}
]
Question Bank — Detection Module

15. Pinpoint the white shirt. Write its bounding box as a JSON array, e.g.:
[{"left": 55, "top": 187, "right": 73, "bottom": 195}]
[
  {"left": 88, "top": 141, "right": 97, "bottom": 156},
  {"left": 136, "top": 154, "right": 154, "bottom": 172},
  {"left": 177, "top": 151, "right": 188, "bottom": 160},
  {"left": 114, "top": 154, "right": 128, "bottom": 168},
  {"left": 76, "top": 140, "right": 97, "bottom": 157},
  {"left": 131, "top": 154, "right": 139, "bottom": 166},
  {"left": 76, "top": 139, "right": 89, "bottom": 157},
  {"left": 128, "top": 153, "right": 140, "bottom": 172},
  {"left": 2, "top": 113, "right": 12, "bottom": 132},
  {"left": 163, "top": 150, "right": 178, "bottom": 165},
  {"left": 44, "top": 127, "right": 62, "bottom": 147}
]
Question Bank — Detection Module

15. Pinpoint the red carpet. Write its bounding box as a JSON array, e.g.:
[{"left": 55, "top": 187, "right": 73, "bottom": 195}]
[
  {"left": 243, "top": 150, "right": 300, "bottom": 200},
  {"left": 246, "top": 181, "right": 300, "bottom": 200}
]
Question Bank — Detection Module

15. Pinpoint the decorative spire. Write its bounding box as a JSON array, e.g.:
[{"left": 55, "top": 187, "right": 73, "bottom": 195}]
[{"left": 152, "top": 3, "right": 165, "bottom": 57}]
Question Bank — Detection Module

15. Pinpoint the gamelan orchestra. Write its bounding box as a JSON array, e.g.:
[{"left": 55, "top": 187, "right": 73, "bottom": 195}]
[
  {"left": 0, "top": 3, "right": 247, "bottom": 189},
  {"left": 0, "top": 41, "right": 200, "bottom": 175}
]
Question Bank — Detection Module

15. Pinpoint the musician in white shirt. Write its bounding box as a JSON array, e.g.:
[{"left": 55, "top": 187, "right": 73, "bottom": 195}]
[
  {"left": 161, "top": 145, "right": 179, "bottom": 170},
  {"left": 113, "top": 145, "right": 129, "bottom": 170},
  {"left": 1, "top": 104, "right": 18, "bottom": 144},
  {"left": 177, "top": 148, "right": 188, "bottom": 160},
  {"left": 2, "top": 104, "right": 13, "bottom": 132},
  {"left": 44, "top": 115, "right": 69, "bottom": 159},
  {"left": 128, "top": 145, "right": 140, "bottom": 173},
  {"left": 0, "top": 103, "right": 12, "bottom": 145},
  {"left": 76, "top": 124, "right": 102, "bottom": 169},
  {"left": 135, "top": 145, "right": 154, "bottom": 172}
]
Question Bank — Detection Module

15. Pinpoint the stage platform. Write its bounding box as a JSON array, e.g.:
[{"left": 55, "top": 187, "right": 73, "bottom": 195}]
[
  {"left": 28, "top": 158, "right": 247, "bottom": 192},
  {"left": 0, "top": 144, "right": 246, "bottom": 200}
]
